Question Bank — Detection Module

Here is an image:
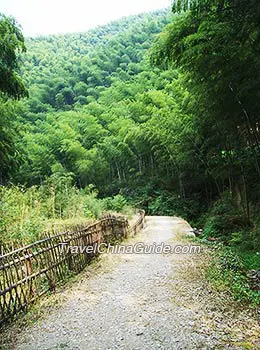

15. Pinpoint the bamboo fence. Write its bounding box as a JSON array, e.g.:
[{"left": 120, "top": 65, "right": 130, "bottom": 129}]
[{"left": 0, "top": 210, "right": 145, "bottom": 326}]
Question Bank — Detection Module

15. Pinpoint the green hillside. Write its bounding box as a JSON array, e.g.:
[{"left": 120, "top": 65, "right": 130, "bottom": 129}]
[
  {"left": 0, "top": 3, "right": 260, "bottom": 300},
  {"left": 10, "top": 9, "right": 175, "bottom": 191}
]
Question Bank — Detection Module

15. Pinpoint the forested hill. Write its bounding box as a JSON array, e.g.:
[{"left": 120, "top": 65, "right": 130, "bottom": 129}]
[
  {"left": 5, "top": 9, "right": 177, "bottom": 192},
  {"left": 1, "top": 2, "right": 260, "bottom": 264},
  {"left": 1, "top": 2, "right": 260, "bottom": 305},
  {"left": 20, "top": 10, "right": 170, "bottom": 112}
]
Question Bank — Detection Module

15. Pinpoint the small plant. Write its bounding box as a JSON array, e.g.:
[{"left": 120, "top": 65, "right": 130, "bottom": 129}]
[
  {"left": 207, "top": 246, "right": 260, "bottom": 308},
  {"left": 103, "top": 194, "right": 128, "bottom": 212}
]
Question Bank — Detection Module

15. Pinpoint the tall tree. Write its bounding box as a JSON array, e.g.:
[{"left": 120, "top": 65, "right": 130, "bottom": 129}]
[
  {"left": 0, "top": 14, "right": 27, "bottom": 183},
  {"left": 0, "top": 13, "right": 28, "bottom": 99},
  {"left": 151, "top": 0, "right": 260, "bottom": 218}
]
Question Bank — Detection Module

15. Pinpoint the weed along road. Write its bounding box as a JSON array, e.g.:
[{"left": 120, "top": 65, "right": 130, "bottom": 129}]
[{"left": 10, "top": 217, "right": 260, "bottom": 349}]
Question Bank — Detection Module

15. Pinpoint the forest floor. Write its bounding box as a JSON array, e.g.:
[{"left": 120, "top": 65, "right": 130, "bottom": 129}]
[{"left": 2, "top": 217, "right": 260, "bottom": 350}]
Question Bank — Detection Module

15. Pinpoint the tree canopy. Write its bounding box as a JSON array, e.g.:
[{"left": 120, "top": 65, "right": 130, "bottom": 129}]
[
  {"left": 0, "top": 13, "right": 28, "bottom": 99},
  {"left": 0, "top": 6, "right": 259, "bottom": 253}
]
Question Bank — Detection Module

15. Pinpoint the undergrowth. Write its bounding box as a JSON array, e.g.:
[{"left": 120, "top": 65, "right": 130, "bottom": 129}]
[
  {"left": 207, "top": 245, "right": 260, "bottom": 309},
  {"left": 0, "top": 176, "right": 132, "bottom": 245}
]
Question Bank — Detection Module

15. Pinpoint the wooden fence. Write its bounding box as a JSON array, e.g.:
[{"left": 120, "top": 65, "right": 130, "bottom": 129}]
[{"left": 0, "top": 210, "right": 145, "bottom": 326}]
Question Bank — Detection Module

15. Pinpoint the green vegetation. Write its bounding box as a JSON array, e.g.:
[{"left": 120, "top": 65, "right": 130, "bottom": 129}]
[
  {"left": 0, "top": 179, "right": 131, "bottom": 245},
  {"left": 0, "top": 3, "right": 259, "bottom": 304},
  {"left": 0, "top": 10, "right": 171, "bottom": 244},
  {"left": 150, "top": 0, "right": 260, "bottom": 305},
  {"left": 0, "top": 14, "right": 28, "bottom": 99},
  {"left": 207, "top": 246, "right": 260, "bottom": 307}
]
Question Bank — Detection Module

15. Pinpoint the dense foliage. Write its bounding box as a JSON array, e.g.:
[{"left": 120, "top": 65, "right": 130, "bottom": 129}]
[
  {"left": 151, "top": 0, "right": 260, "bottom": 303},
  {"left": 0, "top": 14, "right": 28, "bottom": 183},
  {"left": 0, "top": 180, "right": 132, "bottom": 245},
  {"left": 1, "top": 10, "right": 173, "bottom": 243},
  {"left": 151, "top": 1, "right": 260, "bottom": 247},
  {"left": 7, "top": 10, "right": 173, "bottom": 191},
  {"left": 0, "top": 4, "right": 259, "bottom": 266},
  {"left": 0, "top": 13, "right": 28, "bottom": 99}
]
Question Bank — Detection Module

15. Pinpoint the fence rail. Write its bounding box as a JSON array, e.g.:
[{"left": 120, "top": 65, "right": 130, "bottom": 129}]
[{"left": 0, "top": 210, "right": 145, "bottom": 326}]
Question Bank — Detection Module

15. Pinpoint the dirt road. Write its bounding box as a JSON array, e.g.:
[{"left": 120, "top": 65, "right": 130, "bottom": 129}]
[{"left": 11, "top": 217, "right": 260, "bottom": 349}]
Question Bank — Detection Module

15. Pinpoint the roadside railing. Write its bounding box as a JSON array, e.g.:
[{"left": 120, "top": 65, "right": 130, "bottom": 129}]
[{"left": 0, "top": 210, "right": 145, "bottom": 326}]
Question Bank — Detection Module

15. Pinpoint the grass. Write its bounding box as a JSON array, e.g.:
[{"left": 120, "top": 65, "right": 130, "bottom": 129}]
[
  {"left": 191, "top": 195, "right": 260, "bottom": 310},
  {"left": 0, "top": 183, "right": 134, "bottom": 246},
  {"left": 235, "top": 250, "right": 260, "bottom": 270},
  {"left": 205, "top": 244, "right": 260, "bottom": 309}
]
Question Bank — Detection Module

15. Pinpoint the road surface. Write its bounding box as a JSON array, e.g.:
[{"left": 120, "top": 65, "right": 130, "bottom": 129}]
[{"left": 8, "top": 217, "right": 260, "bottom": 349}]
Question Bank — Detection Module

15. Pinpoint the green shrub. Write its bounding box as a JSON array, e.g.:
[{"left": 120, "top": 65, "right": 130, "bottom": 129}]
[
  {"left": 81, "top": 186, "right": 104, "bottom": 218},
  {"left": 203, "top": 192, "right": 249, "bottom": 242},
  {"left": 103, "top": 194, "right": 128, "bottom": 212},
  {"left": 207, "top": 246, "right": 260, "bottom": 308},
  {"left": 130, "top": 187, "right": 203, "bottom": 219}
]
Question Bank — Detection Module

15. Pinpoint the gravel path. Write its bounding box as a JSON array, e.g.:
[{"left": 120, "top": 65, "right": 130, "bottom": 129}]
[{"left": 12, "top": 216, "right": 260, "bottom": 349}]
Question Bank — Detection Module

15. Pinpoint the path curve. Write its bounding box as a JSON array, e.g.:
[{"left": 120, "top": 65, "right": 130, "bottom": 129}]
[{"left": 12, "top": 217, "right": 260, "bottom": 349}]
